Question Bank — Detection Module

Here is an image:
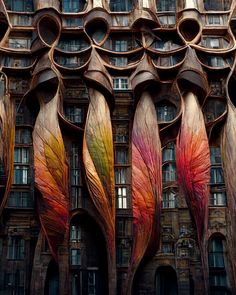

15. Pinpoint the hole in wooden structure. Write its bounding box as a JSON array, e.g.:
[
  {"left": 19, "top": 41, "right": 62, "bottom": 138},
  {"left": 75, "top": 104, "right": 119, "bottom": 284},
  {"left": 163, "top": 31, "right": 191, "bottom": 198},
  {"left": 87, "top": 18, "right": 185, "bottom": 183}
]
[
  {"left": 38, "top": 16, "right": 60, "bottom": 46},
  {"left": 85, "top": 19, "right": 108, "bottom": 44},
  {"left": 179, "top": 19, "right": 200, "bottom": 42},
  {"left": 0, "top": 14, "right": 8, "bottom": 42}
]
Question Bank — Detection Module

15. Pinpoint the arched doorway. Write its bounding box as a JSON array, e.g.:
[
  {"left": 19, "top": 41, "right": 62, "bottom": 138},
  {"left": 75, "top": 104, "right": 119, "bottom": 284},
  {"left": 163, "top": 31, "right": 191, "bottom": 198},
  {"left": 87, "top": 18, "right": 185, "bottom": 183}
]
[
  {"left": 44, "top": 259, "right": 59, "bottom": 295},
  {"left": 155, "top": 266, "right": 178, "bottom": 295},
  {"left": 69, "top": 214, "right": 108, "bottom": 295}
]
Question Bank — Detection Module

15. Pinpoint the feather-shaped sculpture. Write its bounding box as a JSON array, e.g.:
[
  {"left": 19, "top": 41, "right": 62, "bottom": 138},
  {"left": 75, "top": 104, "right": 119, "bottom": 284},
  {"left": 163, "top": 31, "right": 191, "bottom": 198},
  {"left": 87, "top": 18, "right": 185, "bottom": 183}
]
[
  {"left": 33, "top": 85, "right": 69, "bottom": 260},
  {"left": 0, "top": 73, "right": 15, "bottom": 215},
  {"left": 221, "top": 102, "right": 236, "bottom": 284},
  {"left": 83, "top": 88, "right": 116, "bottom": 294},
  {"left": 124, "top": 91, "right": 162, "bottom": 294},
  {"left": 176, "top": 92, "right": 210, "bottom": 293}
]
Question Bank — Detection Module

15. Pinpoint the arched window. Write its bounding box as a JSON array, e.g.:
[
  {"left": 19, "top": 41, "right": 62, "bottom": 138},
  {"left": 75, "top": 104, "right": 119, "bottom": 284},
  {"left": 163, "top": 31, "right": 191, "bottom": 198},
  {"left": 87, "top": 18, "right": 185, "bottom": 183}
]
[
  {"left": 156, "top": 0, "right": 176, "bottom": 12},
  {"left": 156, "top": 101, "right": 177, "bottom": 122},
  {"left": 208, "top": 236, "right": 230, "bottom": 294},
  {"left": 62, "top": 0, "right": 87, "bottom": 12},
  {"left": 155, "top": 266, "right": 178, "bottom": 295},
  {"left": 109, "top": 0, "right": 133, "bottom": 12}
]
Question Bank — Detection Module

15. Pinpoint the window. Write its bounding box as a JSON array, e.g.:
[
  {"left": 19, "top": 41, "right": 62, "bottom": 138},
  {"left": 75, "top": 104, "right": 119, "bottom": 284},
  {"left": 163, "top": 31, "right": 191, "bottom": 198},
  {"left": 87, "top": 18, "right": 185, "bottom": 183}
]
[
  {"left": 207, "top": 15, "right": 224, "bottom": 26},
  {"left": 113, "top": 78, "right": 129, "bottom": 90},
  {"left": 71, "top": 187, "right": 83, "bottom": 209},
  {"left": 210, "top": 147, "right": 222, "bottom": 164},
  {"left": 4, "top": 270, "right": 25, "bottom": 295},
  {"left": 114, "top": 40, "right": 128, "bottom": 52},
  {"left": 58, "top": 38, "right": 89, "bottom": 52},
  {"left": 5, "top": 0, "right": 33, "bottom": 12},
  {"left": 116, "top": 219, "right": 132, "bottom": 237},
  {"left": 208, "top": 57, "right": 225, "bottom": 67},
  {"left": 114, "top": 125, "right": 128, "bottom": 143},
  {"left": 162, "top": 243, "right": 173, "bottom": 253},
  {"left": 210, "top": 81, "right": 223, "bottom": 96},
  {"left": 116, "top": 239, "right": 131, "bottom": 266},
  {"left": 210, "top": 168, "right": 224, "bottom": 184},
  {"left": 156, "top": 101, "right": 177, "bottom": 122},
  {"left": 153, "top": 40, "right": 180, "bottom": 51},
  {"left": 112, "top": 16, "right": 129, "bottom": 26},
  {"left": 8, "top": 38, "right": 31, "bottom": 49},
  {"left": 88, "top": 271, "right": 97, "bottom": 295},
  {"left": 204, "top": 100, "right": 226, "bottom": 122},
  {"left": 156, "top": 0, "right": 176, "bottom": 11},
  {"left": 64, "top": 106, "right": 84, "bottom": 124},
  {"left": 8, "top": 191, "right": 33, "bottom": 208},
  {"left": 62, "top": 0, "right": 86, "bottom": 12},
  {"left": 70, "top": 225, "right": 81, "bottom": 242},
  {"left": 210, "top": 192, "right": 227, "bottom": 206},
  {"left": 10, "top": 15, "right": 32, "bottom": 26},
  {"left": 209, "top": 237, "right": 225, "bottom": 268},
  {"left": 110, "top": 0, "right": 133, "bottom": 11},
  {"left": 116, "top": 149, "right": 128, "bottom": 164},
  {"left": 162, "top": 163, "right": 177, "bottom": 182},
  {"left": 204, "top": 0, "right": 231, "bottom": 11},
  {"left": 13, "top": 166, "right": 29, "bottom": 185},
  {"left": 15, "top": 129, "right": 32, "bottom": 144},
  {"left": 110, "top": 57, "right": 128, "bottom": 67},
  {"left": 163, "top": 143, "right": 176, "bottom": 162},
  {"left": 71, "top": 249, "right": 81, "bottom": 266},
  {"left": 201, "top": 37, "right": 229, "bottom": 49},
  {"left": 71, "top": 273, "right": 80, "bottom": 295},
  {"left": 14, "top": 148, "right": 29, "bottom": 164},
  {"left": 115, "top": 168, "right": 127, "bottom": 184},
  {"left": 116, "top": 187, "right": 128, "bottom": 209},
  {"left": 7, "top": 237, "right": 24, "bottom": 260},
  {"left": 159, "top": 15, "right": 176, "bottom": 25},
  {"left": 162, "top": 191, "right": 177, "bottom": 208}
]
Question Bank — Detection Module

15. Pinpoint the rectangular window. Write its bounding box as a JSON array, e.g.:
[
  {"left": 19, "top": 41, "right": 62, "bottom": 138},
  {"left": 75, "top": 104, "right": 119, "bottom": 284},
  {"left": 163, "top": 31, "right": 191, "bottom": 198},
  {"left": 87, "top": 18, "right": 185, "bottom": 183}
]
[
  {"left": 70, "top": 225, "right": 81, "bottom": 242},
  {"left": 6, "top": 0, "right": 33, "bottom": 11},
  {"left": 210, "top": 147, "right": 221, "bottom": 164},
  {"left": 112, "top": 16, "right": 129, "bottom": 26},
  {"left": 157, "top": 0, "right": 176, "bottom": 11},
  {"left": 7, "top": 237, "right": 24, "bottom": 260},
  {"left": 88, "top": 271, "right": 97, "bottom": 295},
  {"left": 210, "top": 168, "right": 224, "bottom": 184},
  {"left": 115, "top": 168, "right": 127, "bottom": 184},
  {"left": 115, "top": 149, "right": 128, "bottom": 164},
  {"left": 113, "top": 78, "right": 129, "bottom": 90},
  {"left": 8, "top": 191, "right": 33, "bottom": 208},
  {"left": 114, "top": 125, "right": 128, "bottom": 143},
  {"left": 62, "top": 0, "right": 81, "bottom": 12},
  {"left": 4, "top": 270, "right": 25, "bottom": 294},
  {"left": 13, "top": 166, "right": 29, "bottom": 185},
  {"left": 162, "top": 243, "right": 173, "bottom": 253},
  {"left": 116, "top": 219, "right": 132, "bottom": 236},
  {"left": 116, "top": 240, "right": 131, "bottom": 266},
  {"left": 14, "top": 148, "right": 29, "bottom": 164},
  {"left": 207, "top": 15, "right": 224, "bottom": 26},
  {"left": 210, "top": 192, "right": 227, "bottom": 206},
  {"left": 71, "top": 187, "right": 83, "bottom": 209},
  {"left": 15, "top": 129, "right": 32, "bottom": 144},
  {"left": 64, "top": 106, "right": 84, "bottom": 124},
  {"left": 159, "top": 15, "right": 176, "bottom": 26},
  {"left": 9, "top": 38, "right": 31, "bottom": 49},
  {"left": 110, "top": 57, "right": 128, "bottom": 67},
  {"left": 162, "top": 191, "right": 177, "bottom": 208},
  {"left": 116, "top": 187, "right": 128, "bottom": 209},
  {"left": 71, "top": 249, "right": 81, "bottom": 266}
]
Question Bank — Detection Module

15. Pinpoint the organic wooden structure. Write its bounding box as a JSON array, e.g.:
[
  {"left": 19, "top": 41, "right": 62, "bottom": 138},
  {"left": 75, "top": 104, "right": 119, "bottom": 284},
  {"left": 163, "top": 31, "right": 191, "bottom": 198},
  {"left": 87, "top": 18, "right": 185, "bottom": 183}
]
[{"left": 0, "top": 0, "right": 236, "bottom": 294}]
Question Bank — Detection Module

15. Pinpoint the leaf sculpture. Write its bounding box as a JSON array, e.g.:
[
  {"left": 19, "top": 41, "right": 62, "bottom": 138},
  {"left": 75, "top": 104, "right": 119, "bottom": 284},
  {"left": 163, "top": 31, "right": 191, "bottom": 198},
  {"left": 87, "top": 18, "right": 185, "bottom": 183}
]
[
  {"left": 221, "top": 102, "right": 236, "bottom": 281},
  {"left": 83, "top": 88, "right": 115, "bottom": 291},
  {"left": 176, "top": 92, "right": 210, "bottom": 292},
  {"left": 33, "top": 87, "right": 69, "bottom": 260},
  {"left": 0, "top": 76, "right": 15, "bottom": 215},
  {"left": 125, "top": 91, "right": 162, "bottom": 294}
]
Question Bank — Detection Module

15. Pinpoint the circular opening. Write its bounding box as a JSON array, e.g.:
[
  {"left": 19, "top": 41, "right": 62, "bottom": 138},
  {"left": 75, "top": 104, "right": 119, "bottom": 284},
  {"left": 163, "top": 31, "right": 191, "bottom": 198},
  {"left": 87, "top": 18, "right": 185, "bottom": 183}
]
[
  {"left": 179, "top": 19, "right": 200, "bottom": 42},
  {"left": 38, "top": 17, "right": 60, "bottom": 46},
  {"left": 85, "top": 19, "right": 108, "bottom": 44}
]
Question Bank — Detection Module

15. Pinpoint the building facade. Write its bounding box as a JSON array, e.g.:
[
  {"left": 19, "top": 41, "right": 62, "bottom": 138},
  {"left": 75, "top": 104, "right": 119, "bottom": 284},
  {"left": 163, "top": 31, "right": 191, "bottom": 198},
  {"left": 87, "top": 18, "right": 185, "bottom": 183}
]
[{"left": 0, "top": 0, "right": 235, "bottom": 294}]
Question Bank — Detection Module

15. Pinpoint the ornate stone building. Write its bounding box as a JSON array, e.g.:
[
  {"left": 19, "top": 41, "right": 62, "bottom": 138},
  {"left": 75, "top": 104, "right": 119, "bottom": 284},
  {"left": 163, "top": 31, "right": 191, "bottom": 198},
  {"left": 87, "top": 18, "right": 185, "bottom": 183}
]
[{"left": 0, "top": 0, "right": 235, "bottom": 294}]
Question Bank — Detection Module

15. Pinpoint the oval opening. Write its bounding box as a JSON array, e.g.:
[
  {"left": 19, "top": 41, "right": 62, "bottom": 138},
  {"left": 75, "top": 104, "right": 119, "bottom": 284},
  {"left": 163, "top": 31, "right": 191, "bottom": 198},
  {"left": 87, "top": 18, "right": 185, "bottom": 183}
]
[
  {"left": 38, "top": 17, "right": 60, "bottom": 46},
  {"left": 0, "top": 14, "right": 8, "bottom": 42},
  {"left": 85, "top": 19, "right": 108, "bottom": 44},
  {"left": 179, "top": 19, "right": 200, "bottom": 42}
]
